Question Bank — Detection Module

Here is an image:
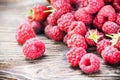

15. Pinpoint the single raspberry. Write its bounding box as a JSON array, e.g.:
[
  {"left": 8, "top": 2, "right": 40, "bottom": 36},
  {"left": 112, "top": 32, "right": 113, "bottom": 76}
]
[
  {"left": 113, "top": 0, "right": 120, "bottom": 12},
  {"left": 116, "top": 13, "right": 120, "bottom": 25},
  {"left": 67, "top": 34, "right": 88, "bottom": 49},
  {"left": 22, "top": 38, "right": 45, "bottom": 60},
  {"left": 75, "top": 8, "right": 93, "bottom": 25},
  {"left": 79, "top": 0, "right": 104, "bottom": 14},
  {"left": 45, "top": 25, "right": 65, "bottom": 41},
  {"left": 47, "top": 13, "right": 57, "bottom": 26},
  {"left": 101, "top": 46, "right": 120, "bottom": 64},
  {"left": 102, "top": 21, "right": 119, "bottom": 34},
  {"left": 97, "top": 39, "right": 111, "bottom": 54},
  {"left": 29, "top": 4, "right": 50, "bottom": 21},
  {"left": 97, "top": 5, "right": 117, "bottom": 26},
  {"left": 57, "top": 12, "right": 75, "bottom": 32},
  {"left": 50, "top": 0, "right": 72, "bottom": 19},
  {"left": 68, "top": 21, "right": 87, "bottom": 36},
  {"left": 85, "top": 29, "right": 104, "bottom": 46},
  {"left": 16, "top": 23, "right": 36, "bottom": 45},
  {"left": 28, "top": 20, "right": 42, "bottom": 34},
  {"left": 79, "top": 53, "right": 100, "bottom": 74},
  {"left": 44, "top": 25, "right": 53, "bottom": 38},
  {"left": 66, "top": 47, "right": 87, "bottom": 67}
]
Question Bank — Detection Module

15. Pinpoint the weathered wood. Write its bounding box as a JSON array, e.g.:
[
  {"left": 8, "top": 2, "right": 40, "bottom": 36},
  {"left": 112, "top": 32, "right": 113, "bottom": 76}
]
[{"left": 0, "top": 0, "right": 120, "bottom": 80}]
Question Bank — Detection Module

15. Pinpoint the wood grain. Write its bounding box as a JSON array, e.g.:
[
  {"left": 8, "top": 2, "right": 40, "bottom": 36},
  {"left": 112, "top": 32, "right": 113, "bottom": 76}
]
[{"left": 0, "top": 0, "right": 120, "bottom": 80}]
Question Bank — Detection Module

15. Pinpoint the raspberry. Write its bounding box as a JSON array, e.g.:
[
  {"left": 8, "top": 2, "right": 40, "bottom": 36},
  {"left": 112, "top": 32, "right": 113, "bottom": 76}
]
[
  {"left": 79, "top": 53, "right": 100, "bottom": 74},
  {"left": 97, "top": 39, "right": 111, "bottom": 54},
  {"left": 22, "top": 38, "right": 45, "bottom": 60},
  {"left": 75, "top": 8, "right": 93, "bottom": 25},
  {"left": 45, "top": 25, "right": 65, "bottom": 41},
  {"left": 113, "top": 0, "right": 120, "bottom": 12},
  {"left": 57, "top": 12, "right": 75, "bottom": 32},
  {"left": 28, "top": 20, "right": 42, "bottom": 34},
  {"left": 116, "top": 13, "right": 120, "bottom": 25},
  {"left": 102, "top": 21, "right": 119, "bottom": 34},
  {"left": 97, "top": 5, "right": 116, "bottom": 25},
  {"left": 66, "top": 47, "right": 87, "bottom": 67},
  {"left": 16, "top": 23, "right": 36, "bottom": 45},
  {"left": 85, "top": 29, "right": 104, "bottom": 46},
  {"left": 52, "top": 0, "right": 72, "bottom": 19},
  {"left": 44, "top": 25, "right": 53, "bottom": 38},
  {"left": 68, "top": 21, "right": 87, "bottom": 36},
  {"left": 101, "top": 46, "right": 120, "bottom": 64},
  {"left": 67, "top": 34, "right": 88, "bottom": 49},
  {"left": 47, "top": 14, "right": 57, "bottom": 26},
  {"left": 79, "top": 0, "right": 104, "bottom": 14},
  {"left": 30, "top": 4, "right": 50, "bottom": 21}
]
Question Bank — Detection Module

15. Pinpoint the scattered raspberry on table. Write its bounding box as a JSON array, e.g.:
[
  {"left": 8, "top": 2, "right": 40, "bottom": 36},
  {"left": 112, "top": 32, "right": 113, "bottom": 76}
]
[{"left": 15, "top": 0, "right": 120, "bottom": 74}]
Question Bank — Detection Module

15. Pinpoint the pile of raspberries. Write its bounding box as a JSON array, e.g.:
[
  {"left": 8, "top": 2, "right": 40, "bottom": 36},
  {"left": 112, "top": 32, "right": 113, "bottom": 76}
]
[{"left": 15, "top": 0, "right": 120, "bottom": 74}]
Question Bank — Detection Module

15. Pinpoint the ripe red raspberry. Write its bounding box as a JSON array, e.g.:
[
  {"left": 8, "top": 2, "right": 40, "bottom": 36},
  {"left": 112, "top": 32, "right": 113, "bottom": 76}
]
[
  {"left": 45, "top": 25, "right": 65, "bottom": 41},
  {"left": 22, "top": 38, "right": 45, "bottom": 60},
  {"left": 51, "top": 0, "right": 72, "bottom": 19},
  {"left": 97, "top": 39, "right": 111, "bottom": 54},
  {"left": 16, "top": 23, "right": 36, "bottom": 45},
  {"left": 79, "top": 53, "right": 100, "bottom": 74},
  {"left": 30, "top": 4, "right": 50, "bottom": 21},
  {"left": 47, "top": 14, "right": 57, "bottom": 26},
  {"left": 85, "top": 29, "right": 104, "bottom": 46},
  {"left": 97, "top": 5, "right": 117, "bottom": 25},
  {"left": 75, "top": 8, "right": 93, "bottom": 25},
  {"left": 44, "top": 25, "right": 53, "bottom": 38},
  {"left": 101, "top": 46, "right": 120, "bottom": 64},
  {"left": 68, "top": 21, "right": 87, "bottom": 36},
  {"left": 28, "top": 20, "right": 42, "bottom": 34},
  {"left": 102, "top": 21, "right": 119, "bottom": 34},
  {"left": 116, "top": 13, "right": 120, "bottom": 25},
  {"left": 79, "top": 0, "right": 104, "bottom": 14},
  {"left": 57, "top": 12, "right": 75, "bottom": 32},
  {"left": 66, "top": 47, "right": 87, "bottom": 67},
  {"left": 67, "top": 34, "right": 88, "bottom": 49},
  {"left": 113, "top": 0, "right": 120, "bottom": 12}
]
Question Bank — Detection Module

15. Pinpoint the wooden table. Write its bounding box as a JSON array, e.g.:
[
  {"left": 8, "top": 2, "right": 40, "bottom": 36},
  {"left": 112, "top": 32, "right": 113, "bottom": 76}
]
[{"left": 0, "top": 0, "right": 120, "bottom": 80}]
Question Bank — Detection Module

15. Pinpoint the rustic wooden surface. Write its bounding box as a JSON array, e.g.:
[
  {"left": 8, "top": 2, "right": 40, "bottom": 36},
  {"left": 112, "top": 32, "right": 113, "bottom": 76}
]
[{"left": 0, "top": 0, "right": 120, "bottom": 80}]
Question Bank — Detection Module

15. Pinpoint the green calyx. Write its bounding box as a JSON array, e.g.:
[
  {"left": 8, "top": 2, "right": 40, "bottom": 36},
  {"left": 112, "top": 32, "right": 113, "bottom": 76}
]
[
  {"left": 106, "top": 33, "right": 120, "bottom": 46},
  {"left": 43, "top": 5, "right": 56, "bottom": 13},
  {"left": 28, "top": 9, "right": 34, "bottom": 18},
  {"left": 88, "top": 30, "right": 100, "bottom": 43}
]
